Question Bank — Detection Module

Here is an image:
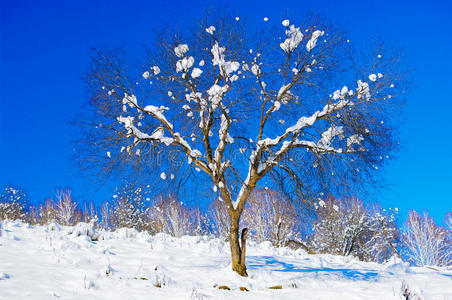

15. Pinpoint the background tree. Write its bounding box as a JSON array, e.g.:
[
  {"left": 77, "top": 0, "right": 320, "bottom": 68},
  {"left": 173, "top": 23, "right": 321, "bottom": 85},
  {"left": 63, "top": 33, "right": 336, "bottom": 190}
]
[
  {"left": 76, "top": 12, "right": 405, "bottom": 276},
  {"left": 310, "top": 196, "right": 399, "bottom": 262},
  {"left": 242, "top": 188, "right": 304, "bottom": 247},
  {"left": 402, "top": 210, "right": 451, "bottom": 267}
]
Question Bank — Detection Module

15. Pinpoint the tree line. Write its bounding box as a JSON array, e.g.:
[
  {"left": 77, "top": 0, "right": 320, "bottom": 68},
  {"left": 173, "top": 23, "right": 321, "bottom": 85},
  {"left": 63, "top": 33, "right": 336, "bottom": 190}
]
[{"left": 1, "top": 184, "right": 450, "bottom": 268}]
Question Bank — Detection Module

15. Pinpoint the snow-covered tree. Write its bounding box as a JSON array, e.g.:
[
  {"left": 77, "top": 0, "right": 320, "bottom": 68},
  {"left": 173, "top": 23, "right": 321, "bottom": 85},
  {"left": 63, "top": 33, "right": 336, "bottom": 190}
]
[
  {"left": 0, "top": 185, "right": 29, "bottom": 221},
  {"left": 311, "top": 197, "right": 399, "bottom": 262},
  {"left": 78, "top": 13, "right": 405, "bottom": 275},
  {"left": 402, "top": 210, "right": 451, "bottom": 267},
  {"left": 110, "top": 183, "right": 149, "bottom": 230}
]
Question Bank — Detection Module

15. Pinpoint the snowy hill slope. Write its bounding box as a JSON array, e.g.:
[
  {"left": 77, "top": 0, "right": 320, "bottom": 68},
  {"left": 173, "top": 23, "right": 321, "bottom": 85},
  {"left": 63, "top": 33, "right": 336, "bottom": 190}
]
[{"left": 0, "top": 221, "right": 451, "bottom": 299}]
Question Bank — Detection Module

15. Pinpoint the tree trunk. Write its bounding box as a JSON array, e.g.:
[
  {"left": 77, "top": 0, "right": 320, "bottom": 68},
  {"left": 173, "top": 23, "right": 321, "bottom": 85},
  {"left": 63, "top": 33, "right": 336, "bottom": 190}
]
[{"left": 229, "top": 213, "right": 248, "bottom": 276}]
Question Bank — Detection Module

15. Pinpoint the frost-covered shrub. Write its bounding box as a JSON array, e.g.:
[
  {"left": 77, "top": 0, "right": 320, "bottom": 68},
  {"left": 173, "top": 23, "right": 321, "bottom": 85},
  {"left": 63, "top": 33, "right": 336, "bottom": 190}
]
[
  {"left": 402, "top": 210, "right": 451, "bottom": 267},
  {"left": 67, "top": 220, "right": 99, "bottom": 241},
  {"left": 109, "top": 184, "right": 150, "bottom": 231},
  {"left": 310, "top": 196, "right": 399, "bottom": 262},
  {"left": 242, "top": 189, "right": 303, "bottom": 247},
  {"left": 149, "top": 196, "right": 208, "bottom": 237},
  {"left": 0, "top": 186, "right": 29, "bottom": 221}
]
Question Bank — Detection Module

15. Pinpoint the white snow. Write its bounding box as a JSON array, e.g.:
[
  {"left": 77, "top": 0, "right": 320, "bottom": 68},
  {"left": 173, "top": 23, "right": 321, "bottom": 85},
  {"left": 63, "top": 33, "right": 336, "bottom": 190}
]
[
  {"left": 1, "top": 221, "right": 451, "bottom": 299},
  {"left": 191, "top": 68, "right": 203, "bottom": 78},
  {"left": 176, "top": 56, "right": 194, "bottom": 73},
  {"left": 152, "top": 66, "right": 161, "bottom": 75},
  {"left": 347, "top": 134, "right": 364, "bottom": 148},
  {"left": 207, "top": 84, "right": 228, "bottom": 108},
  {"left": 306, "top": 30, "right": 325, "bottom": 52},
  {"left": 356, "top": 80, "right": 370, "bottom": 100},
  {"left": 368, "top": 74, "right": 377, "bottom": 82},
  {"left": 205, "top": 26, "right": 215, "bottom": 35},
  {"left": 280, "top": 25, "right": 304, "bottom": 53},
  {"left": 174, "top": 44, "right": 189, "bottom": 58},
  {"left": 251, "top": 64, "right": 260, "bottom": 76}
]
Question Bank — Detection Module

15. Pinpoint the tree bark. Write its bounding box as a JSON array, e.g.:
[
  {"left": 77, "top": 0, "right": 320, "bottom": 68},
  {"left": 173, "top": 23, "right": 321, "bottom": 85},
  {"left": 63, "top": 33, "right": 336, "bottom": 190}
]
[{"left": 229, "top": 213, "right": 248, "bottom": 276}]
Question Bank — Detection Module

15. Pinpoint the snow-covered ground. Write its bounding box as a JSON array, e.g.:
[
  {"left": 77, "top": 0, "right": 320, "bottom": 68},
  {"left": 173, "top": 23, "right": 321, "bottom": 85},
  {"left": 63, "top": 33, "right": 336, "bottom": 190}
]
[{"left": 0, "top": 221, "right": 451, "bottom": 299}]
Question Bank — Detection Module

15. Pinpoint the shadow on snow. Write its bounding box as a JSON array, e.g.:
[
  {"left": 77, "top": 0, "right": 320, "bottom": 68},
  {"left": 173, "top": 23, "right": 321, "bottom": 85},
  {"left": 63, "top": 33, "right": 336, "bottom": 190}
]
[{"left": 247, "top": 256, "right": 379, "bottom": 281}]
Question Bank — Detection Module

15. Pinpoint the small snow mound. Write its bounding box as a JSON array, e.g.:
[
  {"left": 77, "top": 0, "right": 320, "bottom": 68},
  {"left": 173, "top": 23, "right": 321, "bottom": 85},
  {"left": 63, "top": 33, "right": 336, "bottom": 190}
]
[
  {"left": 66, "top": 222, "right": 99, "bottom": 241},
  {"left": 47, "top": 221, "right": 62, "bottom": 232}
]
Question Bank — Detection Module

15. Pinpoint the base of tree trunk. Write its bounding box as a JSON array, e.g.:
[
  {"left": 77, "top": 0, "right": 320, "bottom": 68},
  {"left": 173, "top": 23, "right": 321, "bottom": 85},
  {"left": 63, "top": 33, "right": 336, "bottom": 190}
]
[{"left": 232, "top": 263, "right": 248, "bottom": 277}]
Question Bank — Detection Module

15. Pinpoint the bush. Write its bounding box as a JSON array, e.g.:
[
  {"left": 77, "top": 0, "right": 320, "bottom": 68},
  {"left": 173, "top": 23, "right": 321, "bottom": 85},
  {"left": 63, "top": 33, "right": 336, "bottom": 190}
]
[
  {"left": 108, "top": 184, "right": 150, "bottom": 231},
  {"left": 402, "top": 210, "right": 451, "bottom": 267},
  {"left": 310, "top": 196, "right": 399, "bottom": 262},
  {"left": 0, "top": 186, "right": 29, "bottom": 221}
]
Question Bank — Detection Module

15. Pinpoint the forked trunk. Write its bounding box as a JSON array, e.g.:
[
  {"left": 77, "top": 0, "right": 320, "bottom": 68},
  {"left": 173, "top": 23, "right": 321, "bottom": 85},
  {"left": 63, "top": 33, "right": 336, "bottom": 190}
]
[{"left": 229, "top": 213, "right": 248, "bottom": 276}]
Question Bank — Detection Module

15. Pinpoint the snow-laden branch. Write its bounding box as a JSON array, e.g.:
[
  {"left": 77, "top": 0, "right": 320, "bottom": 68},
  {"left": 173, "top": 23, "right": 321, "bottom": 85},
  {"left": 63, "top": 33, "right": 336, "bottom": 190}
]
[{"left": 119, "top": 93, "right": 210, "bottom": 173}]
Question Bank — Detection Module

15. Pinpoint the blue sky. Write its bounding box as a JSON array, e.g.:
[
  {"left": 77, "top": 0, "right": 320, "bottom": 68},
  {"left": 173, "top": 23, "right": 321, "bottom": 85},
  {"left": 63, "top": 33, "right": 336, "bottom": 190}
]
[{"left": 1, "top": 0, "right": 451, "bottom": 223}]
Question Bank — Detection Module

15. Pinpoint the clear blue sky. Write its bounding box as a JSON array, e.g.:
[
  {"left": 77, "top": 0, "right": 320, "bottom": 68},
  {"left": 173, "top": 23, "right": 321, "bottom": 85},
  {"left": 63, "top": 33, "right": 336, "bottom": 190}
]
[{"left": 1, "top": 0, "right": 451, "bottom": 223}]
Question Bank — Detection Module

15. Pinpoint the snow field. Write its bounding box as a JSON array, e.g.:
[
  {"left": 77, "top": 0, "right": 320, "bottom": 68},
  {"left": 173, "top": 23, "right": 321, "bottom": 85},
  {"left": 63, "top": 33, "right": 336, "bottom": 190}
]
[{"left": 0, "top": 221, "right": 451, "bottom": 299}]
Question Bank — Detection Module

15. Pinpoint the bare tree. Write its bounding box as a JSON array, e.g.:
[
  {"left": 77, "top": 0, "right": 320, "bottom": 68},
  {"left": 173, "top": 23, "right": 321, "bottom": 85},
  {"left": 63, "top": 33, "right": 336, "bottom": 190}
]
[
  {"left": 242, "top": 188, "right": 303, "bottom": 247},
  {"left": 402, "top": 210, "right": 451, "bottom": 267},
  {"left": 54, "top": 189, "right": 79, "bottom": 226},
  {"left": 149, "top": 196, "right": 208, "bottom": 237},
  {"left": 77, "top": 12, "right": 405, "bottom": 276}
]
